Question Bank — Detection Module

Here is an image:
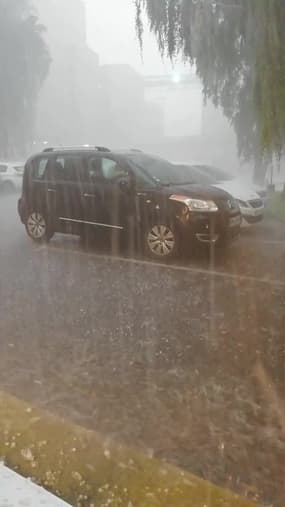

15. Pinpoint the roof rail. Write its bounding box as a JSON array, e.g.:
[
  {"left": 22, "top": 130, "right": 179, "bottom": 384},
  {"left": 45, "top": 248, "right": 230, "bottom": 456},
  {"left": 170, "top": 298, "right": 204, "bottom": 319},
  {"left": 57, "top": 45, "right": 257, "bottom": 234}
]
[
  {"left": 130, "top": 149, "right": 142, "bottom": 152},
  {"left": 42, "top": 146, "right": 111, "bottom": 153}
]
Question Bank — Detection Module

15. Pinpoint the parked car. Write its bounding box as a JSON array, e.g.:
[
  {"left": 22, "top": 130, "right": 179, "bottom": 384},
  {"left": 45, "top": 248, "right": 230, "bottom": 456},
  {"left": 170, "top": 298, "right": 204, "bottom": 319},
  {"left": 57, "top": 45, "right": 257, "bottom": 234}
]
[
  {"left": 175, "top": 164, "right": 265, "bottom": 225},
  {"left": 0, "top": 162, "right": 24, "bottom": 193},
  {"left": 18, "top": 147, "right": 241, "bottom": 259}
]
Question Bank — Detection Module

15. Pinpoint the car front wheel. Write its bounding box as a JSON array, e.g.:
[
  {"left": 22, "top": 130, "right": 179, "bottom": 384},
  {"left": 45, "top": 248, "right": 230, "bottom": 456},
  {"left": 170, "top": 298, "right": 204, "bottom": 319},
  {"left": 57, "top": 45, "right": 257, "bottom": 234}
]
[
  {"left": 25, "top": 211, "right": 53, "bottom": 243},
  {"left": 145, "top": 224, "right": 179, "bottom": 260}
]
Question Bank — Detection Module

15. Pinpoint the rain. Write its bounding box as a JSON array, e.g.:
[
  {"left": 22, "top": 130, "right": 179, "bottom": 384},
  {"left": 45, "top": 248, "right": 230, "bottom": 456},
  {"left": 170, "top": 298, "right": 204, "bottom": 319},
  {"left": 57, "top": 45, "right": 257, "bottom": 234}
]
[{"left": 0, "top": 1, "right": 285, "bottom": 506}]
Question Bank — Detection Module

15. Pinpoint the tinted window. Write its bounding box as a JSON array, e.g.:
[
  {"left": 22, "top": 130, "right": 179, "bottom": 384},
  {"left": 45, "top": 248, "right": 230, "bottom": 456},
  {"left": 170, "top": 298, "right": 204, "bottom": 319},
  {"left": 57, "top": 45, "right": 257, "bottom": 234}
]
[
  {"left": 101, "top": 158, "right": 129, "bottom": 181},
  {"left": 127, "top": 153, "right": 197, "bottom": 186},
  {"left": 196, "top": 165, "right": 233, "bottom": 182},
  {"left": 54, "top": 155, "right": 85, "bottom": 182},
  {"left": 0, "top": 164, "right": 7, "bottom": 173},
  {"left": 33, "top": 157, "right": 50, "bottom": 179},
  {"left": 86, "top": 157, "right": 103, "bottom": 182},
  {"left": 176, "top": 165, "right": 213, "bottom": 185}
]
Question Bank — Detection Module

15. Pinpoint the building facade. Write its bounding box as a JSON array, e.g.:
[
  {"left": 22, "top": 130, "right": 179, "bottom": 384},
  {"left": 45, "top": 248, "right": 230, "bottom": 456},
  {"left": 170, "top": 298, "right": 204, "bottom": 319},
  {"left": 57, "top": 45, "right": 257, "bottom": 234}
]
[{"left": 33, "top": 0, "right": 102, "bottom": 148}]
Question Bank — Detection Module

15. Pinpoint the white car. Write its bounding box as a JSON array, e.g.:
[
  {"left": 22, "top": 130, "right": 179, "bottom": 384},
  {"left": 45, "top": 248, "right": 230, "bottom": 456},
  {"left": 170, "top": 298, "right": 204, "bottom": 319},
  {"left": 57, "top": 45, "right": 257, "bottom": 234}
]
[
  {"left": 0, "top": 162, "right": 24, "bottom": 193},
  {"left": 174, "top": 163, "right": 265, "bottom": 225}
]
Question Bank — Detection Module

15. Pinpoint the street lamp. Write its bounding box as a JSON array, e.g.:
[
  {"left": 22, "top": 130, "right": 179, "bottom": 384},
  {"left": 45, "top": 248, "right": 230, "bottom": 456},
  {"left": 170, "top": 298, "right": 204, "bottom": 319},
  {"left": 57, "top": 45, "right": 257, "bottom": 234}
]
[{"left": 172, "top": 73, "right": 181, "bottom": 84}]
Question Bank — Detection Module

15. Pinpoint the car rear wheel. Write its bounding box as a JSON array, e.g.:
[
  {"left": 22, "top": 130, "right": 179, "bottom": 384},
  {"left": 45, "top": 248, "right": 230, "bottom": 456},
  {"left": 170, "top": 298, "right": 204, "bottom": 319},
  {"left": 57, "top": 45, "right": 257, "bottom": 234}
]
[
  {"left": 145, "top": 224, "right": 179, "bottom": 260},
  {"left": 25, "top": 211, "right": 53, "bottom": 243}
]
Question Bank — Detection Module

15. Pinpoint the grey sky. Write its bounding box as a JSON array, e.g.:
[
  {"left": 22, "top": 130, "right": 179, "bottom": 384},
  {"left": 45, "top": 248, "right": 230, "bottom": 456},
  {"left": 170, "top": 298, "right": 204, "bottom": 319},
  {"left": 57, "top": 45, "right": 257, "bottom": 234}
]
[{"left": 84, "top": 0, "right": 185, "bottom": 75}]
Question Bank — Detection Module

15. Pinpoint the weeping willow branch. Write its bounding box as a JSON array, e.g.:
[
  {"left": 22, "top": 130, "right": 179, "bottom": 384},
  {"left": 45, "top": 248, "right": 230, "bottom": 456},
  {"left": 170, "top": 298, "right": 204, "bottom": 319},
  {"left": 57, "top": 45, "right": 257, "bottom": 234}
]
[{"left": 135, "top": 0, "right": 285, "bottom": 167}]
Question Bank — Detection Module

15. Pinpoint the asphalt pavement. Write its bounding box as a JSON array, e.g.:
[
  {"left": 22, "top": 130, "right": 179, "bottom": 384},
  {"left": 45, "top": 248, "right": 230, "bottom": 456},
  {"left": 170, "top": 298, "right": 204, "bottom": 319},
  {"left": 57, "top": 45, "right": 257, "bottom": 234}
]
[{"left": 0, "top": 193, "right": 285, "bottom": 506}]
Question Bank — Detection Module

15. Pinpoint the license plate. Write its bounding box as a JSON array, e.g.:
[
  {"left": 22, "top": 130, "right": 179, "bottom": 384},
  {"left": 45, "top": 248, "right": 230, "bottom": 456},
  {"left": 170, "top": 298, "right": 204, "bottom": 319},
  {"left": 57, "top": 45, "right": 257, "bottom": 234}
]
[{"left": 229, "top": 215, "right": 241, "bottom": 227}]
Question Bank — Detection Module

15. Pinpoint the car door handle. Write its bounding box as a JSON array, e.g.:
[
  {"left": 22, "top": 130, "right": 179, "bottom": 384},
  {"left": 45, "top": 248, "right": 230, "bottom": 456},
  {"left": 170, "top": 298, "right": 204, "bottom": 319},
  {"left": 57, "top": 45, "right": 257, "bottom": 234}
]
[
  {"left": 83, "top": 193, "right": 96, "bottom": 198},
  {"left": 48, "top": 188, "right": 56, "bottom": 193}
]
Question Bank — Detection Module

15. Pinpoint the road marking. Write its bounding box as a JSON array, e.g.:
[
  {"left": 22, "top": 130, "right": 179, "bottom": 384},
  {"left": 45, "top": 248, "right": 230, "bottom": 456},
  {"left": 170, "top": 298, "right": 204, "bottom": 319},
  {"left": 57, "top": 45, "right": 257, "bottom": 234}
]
[{"left": 38, "top": 244, "right": 285, "bottom": 288}]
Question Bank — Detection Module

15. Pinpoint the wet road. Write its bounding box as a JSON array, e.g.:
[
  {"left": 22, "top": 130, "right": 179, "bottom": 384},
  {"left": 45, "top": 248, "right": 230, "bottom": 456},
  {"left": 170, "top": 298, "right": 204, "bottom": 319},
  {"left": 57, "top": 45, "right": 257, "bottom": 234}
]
[{"left": 0, "top": 194, "right": 285, "bottom": 505}]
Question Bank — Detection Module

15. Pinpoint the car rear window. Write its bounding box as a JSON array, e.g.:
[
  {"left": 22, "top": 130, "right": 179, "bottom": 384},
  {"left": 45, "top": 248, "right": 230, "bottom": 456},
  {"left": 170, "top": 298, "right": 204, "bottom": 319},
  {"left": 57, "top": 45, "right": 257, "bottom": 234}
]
[{"left": 13, "top": 165, "right": 24, "bottom": 173}]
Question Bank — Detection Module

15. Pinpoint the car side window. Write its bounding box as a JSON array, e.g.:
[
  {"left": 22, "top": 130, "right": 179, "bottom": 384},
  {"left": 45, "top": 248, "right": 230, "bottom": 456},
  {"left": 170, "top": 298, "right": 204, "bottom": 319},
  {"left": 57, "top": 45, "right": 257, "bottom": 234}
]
[
  {"left": 101, "top": 158, "right": 129, "bottom": 181},
  {"left": 0, "top": 164, "right": 7, "bottom": 173},
  {"left": 54, "top": 156, "right": 85, "bottom": 182},
  {"left": 133, "top": 169, "right": 155, "bottom": 189},
  {"left": 33, "top": 157, "right": 50, "bottom": 179},
  {"left": 85, "top": 157, "right": 103, "bottom": 182}
]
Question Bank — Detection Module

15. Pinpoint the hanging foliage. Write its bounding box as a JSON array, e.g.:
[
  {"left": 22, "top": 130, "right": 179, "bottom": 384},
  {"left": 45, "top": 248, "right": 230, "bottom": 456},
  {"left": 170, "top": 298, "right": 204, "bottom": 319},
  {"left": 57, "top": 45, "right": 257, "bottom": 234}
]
[{"left": 135, "top": 0, "right": 285, "bottom": 169}]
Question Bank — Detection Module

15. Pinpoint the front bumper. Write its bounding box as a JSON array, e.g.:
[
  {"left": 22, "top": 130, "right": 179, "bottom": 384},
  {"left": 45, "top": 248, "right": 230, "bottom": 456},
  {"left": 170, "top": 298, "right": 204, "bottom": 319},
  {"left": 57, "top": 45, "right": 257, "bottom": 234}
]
[
  {"left": 243, "top": 214, "right": 264, "bottom": 225},
  {"left": 240, "top": 205, "right": 264, "bottom": 224},
  {"left": 177, "top": 211, "right": 241, "bottom": 245}
]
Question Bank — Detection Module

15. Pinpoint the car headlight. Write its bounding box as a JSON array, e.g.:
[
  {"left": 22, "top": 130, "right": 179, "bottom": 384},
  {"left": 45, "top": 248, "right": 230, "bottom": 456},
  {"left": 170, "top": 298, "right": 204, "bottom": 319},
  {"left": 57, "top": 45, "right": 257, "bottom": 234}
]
[
  {"left": 170, "top": 195, "right": 218, "bottom": 212},
  {"left": 237, "top": 199, "right": 249, "bottom": 208},
  {"left": 257, "top": 190, "right": 267, "bottom": 199}
]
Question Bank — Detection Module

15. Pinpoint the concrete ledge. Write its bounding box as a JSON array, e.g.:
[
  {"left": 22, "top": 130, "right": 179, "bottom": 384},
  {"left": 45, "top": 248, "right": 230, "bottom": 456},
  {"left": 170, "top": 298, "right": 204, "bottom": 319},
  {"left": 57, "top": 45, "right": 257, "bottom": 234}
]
[
  {"left": 268, "top": 192, "right": 285, "bottom": 223},
  {"left": 0, "top": 392, "right": 258, "bottom": 506}
]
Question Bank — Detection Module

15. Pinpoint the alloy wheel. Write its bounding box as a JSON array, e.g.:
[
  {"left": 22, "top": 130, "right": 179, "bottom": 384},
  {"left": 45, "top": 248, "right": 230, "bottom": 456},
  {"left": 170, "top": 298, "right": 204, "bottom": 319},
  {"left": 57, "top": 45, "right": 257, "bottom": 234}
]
[
  {"left": 147, "top": 225, "right": 175, "bottom": 257},
  {"left": 27, "top": 212, "right": 47, "bottom": 240}
]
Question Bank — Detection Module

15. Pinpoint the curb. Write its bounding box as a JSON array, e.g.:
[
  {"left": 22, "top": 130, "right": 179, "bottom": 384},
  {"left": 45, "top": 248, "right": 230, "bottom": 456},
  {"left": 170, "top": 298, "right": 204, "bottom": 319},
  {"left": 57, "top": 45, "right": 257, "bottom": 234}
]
[{"left": 0, "top": 391, "right": 258, "bottom": 507}]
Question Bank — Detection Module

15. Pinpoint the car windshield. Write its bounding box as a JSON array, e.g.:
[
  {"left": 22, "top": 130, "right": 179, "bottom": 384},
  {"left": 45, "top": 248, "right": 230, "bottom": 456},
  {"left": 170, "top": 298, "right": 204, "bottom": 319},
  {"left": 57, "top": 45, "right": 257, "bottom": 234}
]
[
  {"left": 176, "top": 164, "right": 214, "bottom": 185},
  {"left": 195, "top": 165, "right": 233, "bottom": 182},
  {"left": 127, "top": 153, "right": 198, "bottom": 186},
  {"left": 13, "top": 165, "right": 24, "bottom": 173}
]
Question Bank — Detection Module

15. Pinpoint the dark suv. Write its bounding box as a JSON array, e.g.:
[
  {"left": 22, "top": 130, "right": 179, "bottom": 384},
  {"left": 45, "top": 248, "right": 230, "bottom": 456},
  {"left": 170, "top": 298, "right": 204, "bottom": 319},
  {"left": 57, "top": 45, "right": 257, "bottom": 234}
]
[{"left": 18, "top": 147, "right": 241, "bottom": 259}]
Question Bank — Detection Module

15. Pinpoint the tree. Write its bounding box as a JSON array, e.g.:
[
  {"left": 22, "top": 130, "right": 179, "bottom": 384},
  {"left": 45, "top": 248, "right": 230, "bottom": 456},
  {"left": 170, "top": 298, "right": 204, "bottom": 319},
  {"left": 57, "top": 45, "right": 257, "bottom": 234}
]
[
  {"left": 0, "top": 0, "right": 50, "bottom": 158},
  {"left": 135, "top": 0, "right": 285, "bottom": 180}
]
